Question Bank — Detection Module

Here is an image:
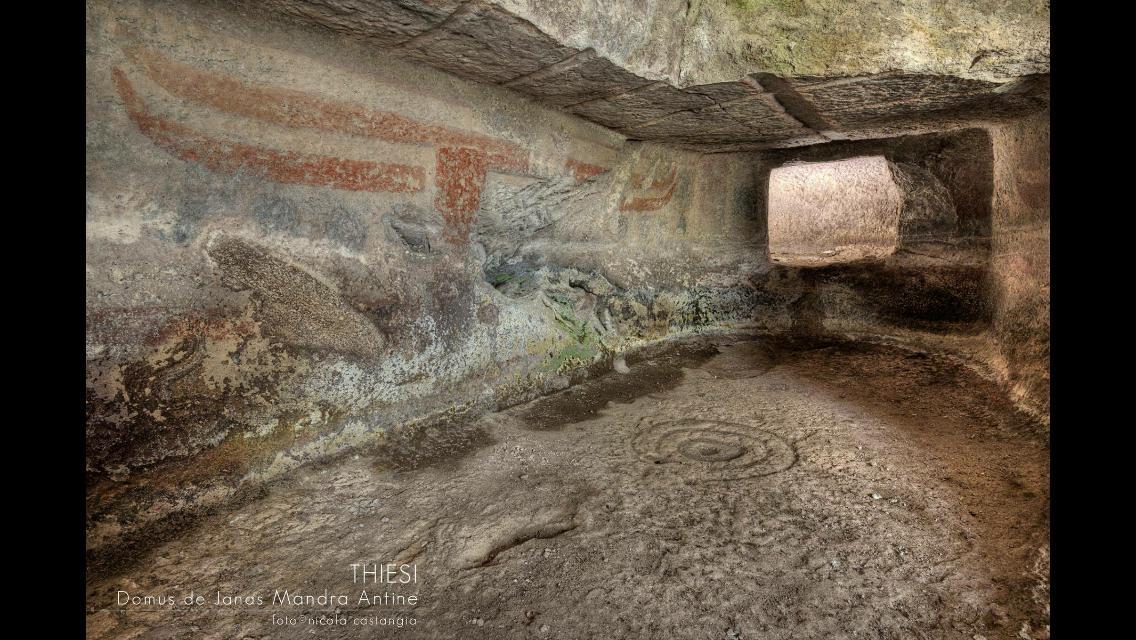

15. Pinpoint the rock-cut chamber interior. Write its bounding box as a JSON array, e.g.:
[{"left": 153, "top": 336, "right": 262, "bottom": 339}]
[
  {"left": 769, "top": 156, "right": 904, "bottom": 263},
  {"left": 85, "top": 0, "right": 1050, "bottom": 638}
]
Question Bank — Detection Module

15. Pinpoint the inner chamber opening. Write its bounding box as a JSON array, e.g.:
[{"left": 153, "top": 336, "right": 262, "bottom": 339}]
[
  {"left": 767, "top": 156, "right": 902, "bottom": 265},
  {"left": 767, "top": 155, "right": 961, "bottom": 266}
]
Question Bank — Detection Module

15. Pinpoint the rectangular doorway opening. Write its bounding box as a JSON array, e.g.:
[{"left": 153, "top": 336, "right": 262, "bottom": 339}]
[{"left": 767, "top": 156, "right": 902, "bottom": 265}]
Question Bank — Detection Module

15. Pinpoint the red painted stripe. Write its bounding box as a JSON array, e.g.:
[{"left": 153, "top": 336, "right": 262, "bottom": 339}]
[
  {"left": 435, "top": 147, "right": 489, "bottom": 245},
  {"left": 565, "top": 158, "right": 608, "bottom": 184},
  {"left": 113, "top": 69, "right": 425, "bottom": 193},
  {"left": 618, "top": 181, "right": 677, "bottom": 212},
  {"left": 125, "top": 46, "right": 529, "bottom": 175}
]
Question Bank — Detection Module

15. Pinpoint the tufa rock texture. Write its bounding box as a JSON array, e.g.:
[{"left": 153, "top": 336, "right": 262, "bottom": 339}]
[
  {"left": 767, "top": 156, "right": 905, "bottom": 259},
  {"left": 989, "top": 109, "right": 1050, "bottom": 417},
  {"left": 228, "top": 0, "right": 1049, "bottom": 151},
  {"left": 86, "top": 0, "right": 1049, "bottom": 566}
]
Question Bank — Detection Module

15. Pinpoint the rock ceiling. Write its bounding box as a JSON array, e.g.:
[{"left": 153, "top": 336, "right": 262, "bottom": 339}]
[{"left": 248, "top": 0, "right": 1050, "bottom": 152}]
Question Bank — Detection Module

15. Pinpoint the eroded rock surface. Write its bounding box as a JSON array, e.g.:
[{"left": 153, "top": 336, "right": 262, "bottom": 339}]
[
  {"left": 86, "top": 0, "right": 1050, "bottom": 624},
  {"left": 86, "top": 336, "right": 1049, "bottom": 640},
  {"left": 227, "top": 0, "right": 1049, "bottom": 151}
]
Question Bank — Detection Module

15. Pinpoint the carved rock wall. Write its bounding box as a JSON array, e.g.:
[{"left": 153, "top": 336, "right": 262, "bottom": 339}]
[{"left": 85, "top": 0, "right": 768, "bottom": 562}]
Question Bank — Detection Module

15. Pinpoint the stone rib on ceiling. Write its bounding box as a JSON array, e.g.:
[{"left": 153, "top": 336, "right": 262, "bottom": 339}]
[{"left": 250, "top": 0, "right": 1050, "bottom": 151}]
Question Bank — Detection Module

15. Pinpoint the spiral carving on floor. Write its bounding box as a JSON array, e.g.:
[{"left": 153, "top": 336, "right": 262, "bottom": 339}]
[{"left": 631, "top": 418, "right": 796, "bottom": 481}]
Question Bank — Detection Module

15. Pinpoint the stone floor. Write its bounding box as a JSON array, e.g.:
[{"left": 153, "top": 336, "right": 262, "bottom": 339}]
[{"left": 86, "top": 334, "right": 1050, "bottom": 640}]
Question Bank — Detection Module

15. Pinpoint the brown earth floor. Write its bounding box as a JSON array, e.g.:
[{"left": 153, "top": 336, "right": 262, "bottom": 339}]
[{"left": 86, "top": 334, "right": 1050, "bottom": 640}]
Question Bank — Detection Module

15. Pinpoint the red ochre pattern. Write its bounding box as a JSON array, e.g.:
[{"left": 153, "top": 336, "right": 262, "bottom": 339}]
[
  {"left": 564, "top": 158, "right": 609, "bottom": 184},
  {"left": 619, "top": 166, "right": 679, "bottom": 212},
  {"left": 114, "top": 69, "right": 425, "bottom": 193},
  {"left": 115, "top": 44, "right": 617, "bottom": 243},
  {"left": 435, "top": 147, "right": 490, "bottom": 245},
  {"left": 123, "top": 46, "right": 530, "bottom": 175}
]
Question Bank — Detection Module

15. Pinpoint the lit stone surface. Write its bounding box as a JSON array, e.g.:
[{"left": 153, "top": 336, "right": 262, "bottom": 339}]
[
  {"left": 86, "top": 1, "right": 1049, "bottom": 637},
  {"left": 224, "top": 0, "right": 1049, "bottom": 150}
]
